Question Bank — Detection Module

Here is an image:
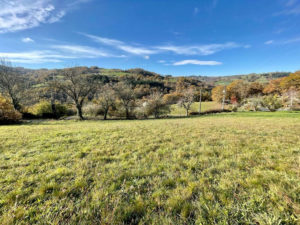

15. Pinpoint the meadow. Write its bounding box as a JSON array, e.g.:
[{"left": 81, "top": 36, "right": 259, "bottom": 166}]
[
  {"left": 169, "top": 102, "right": 222, "bottom": 116},
  {"left": 0, "top": 112, "right": 299, "bottom": 224}
]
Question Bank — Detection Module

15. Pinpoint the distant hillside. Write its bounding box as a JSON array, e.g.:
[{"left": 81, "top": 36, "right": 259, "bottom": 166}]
[
  {"left": 15, "top": 66, "right": 291, "bottom": 87},
  {"left": 187, "top": 72, "right": 291, "bottom": 85}
]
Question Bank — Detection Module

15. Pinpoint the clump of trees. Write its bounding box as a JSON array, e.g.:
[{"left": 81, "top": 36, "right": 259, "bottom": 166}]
[
  {"left": 212, "top": 71, "right": 300, "bottom": 111},
  {"left": 1, "top": 59, "right": 299, "bottom": 122}
]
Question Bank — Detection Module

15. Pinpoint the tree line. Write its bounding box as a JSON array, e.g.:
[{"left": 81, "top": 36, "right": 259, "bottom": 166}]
[
  {"left": 0, "top": 59, "right": 299, "bottom": 123},
  {"left": 0, "top": 61, "right": 212, "bottom": 122},
  {"left": 212, "top": 72, "right": 300, "bottom": 111}
]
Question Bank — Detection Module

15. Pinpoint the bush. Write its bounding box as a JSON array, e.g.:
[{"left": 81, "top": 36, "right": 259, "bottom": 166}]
[
  {"left": 108, "top": 100, "right": 136, "bottom": 119},
  {"left": 238, "top": 97, "right": 264, "bottom": 112},
  {"left": 262, "top": 95, "right": 282, "bottom": 112},
  {"left": 163, "top": 92, "right": 182, "bottom": 104},
  {"left": 0, "top": 95, "right": 22, "bottom": 124},
  {"left": 28, "top": 100, "right": 68, "bottom": 119},
  {"left": 143, "top": 92, "right": 170, "bottom": 118},
  {"left": 83, "top": 103, "right": 102, "bottom": 117}
]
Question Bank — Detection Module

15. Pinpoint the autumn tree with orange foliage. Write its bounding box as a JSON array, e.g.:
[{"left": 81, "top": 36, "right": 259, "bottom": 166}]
[
  {"left": 212, "top": 85, "right": 226, "bottom": 103},
  {"left": 263, "top": 77, "right": 284, "bottom": 94},
  {"left": 226, "top": 80, "right": 248, "bottom": 103}
]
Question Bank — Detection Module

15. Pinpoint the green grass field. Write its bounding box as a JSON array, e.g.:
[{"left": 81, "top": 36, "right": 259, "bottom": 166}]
[{"left": 0, "top": 112, "right": 299, "bottom": 224}]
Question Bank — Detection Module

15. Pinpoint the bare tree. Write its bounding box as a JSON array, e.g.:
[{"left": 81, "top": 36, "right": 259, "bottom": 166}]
[
  {"left": 178, "top": 87, "right": 195, "bottom": 117},
  {"left": 285, "top": 87, "right": 299, "bottom": 108},
  {"left": 55, "top": 67, "right": 97, "bottom": 120},
  {"left": 144, "top": 92, "right": 170, "bottom": 118},
  {"left": 96, "top": 83, "right": 115, "bottom": 120},
  {"left": 114, "top": 82, "right": 135, "bottom": 119},
  {"left": 0, "top": 60, "right": 23, "bottom": 111}
]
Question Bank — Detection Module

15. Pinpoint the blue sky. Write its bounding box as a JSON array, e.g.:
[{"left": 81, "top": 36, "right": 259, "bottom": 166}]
[{"left": 0, "top": 0, "right": 300, "bottom": 76}]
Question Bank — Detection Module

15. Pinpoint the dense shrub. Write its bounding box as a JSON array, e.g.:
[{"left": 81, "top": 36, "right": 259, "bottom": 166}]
[
  {"left": 262, "top": 95, "right": 282, "bottom": 112},
  {"left": 83, "top": 103, "right": 102, "bottom": 117},
  {"left": 143, "top": 92, "right": 170, "bottom": 118},
  {"left": 29, "top": 100, "right": 68, "bottom": 118},
  {"left": 109, "top": 101, "right": 136, "bottom": 119},
  {"left": 0, "top": 95, "right": 22, "bottom": 124},
  {"left": 163, "top": 92, "right": 182, "bottom": 104},
  {"left": 189, "top": 109, "right": 231, "bottom": 115},
  {"left": 238, "top": 97, "right": 264, "bottom": 111}
]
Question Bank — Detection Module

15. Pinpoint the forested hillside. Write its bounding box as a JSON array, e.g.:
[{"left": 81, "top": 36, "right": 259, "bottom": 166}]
[
  {"left": 16, "top": 66, "right": 290, "bottom": 86},
  {"left": 1, "top": 62, "right": 299, "bottom": 123}
]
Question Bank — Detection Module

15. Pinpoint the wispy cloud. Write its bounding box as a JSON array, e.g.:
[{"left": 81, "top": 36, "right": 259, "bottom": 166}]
[
  {"left": 173, "top": 60, "right": 222, "bottom": 66},
  {"left": 264, "top": 40, "right": 274, "bottom": 45},
  {"left": 285, "top": 0, "right": 298, "bottom": 7},
  {"left": 194, "top": 7, "right": 199, "bottom": 15},
  {"left": 283, "top": 37, "right": 300, "bottom": 44},
  {"left": 83, "top": 33, "right": 158, "bottom": 56},
  {"left": 0, "top": 0, "right": 89, "bottom": 33},
  {"left": 51, "top": 45, "right": 111, "bottom": 57},
  {"left": 264, "top": 37, "right": 300, "bottom": 45},
  {"left": 22, "top": 37, "right": 34, "bottom": 43},
  {"left": 156, "top": 42, "right": 246, "bottom": 56},
  {"left": 83, "top": 33, "right": 248, "bottom": 57},
  {"left": 0, "top": 43, "right": 124, "bottom": 64},
  {"left": 276, "top": 0, "right": 300, "bottom": 15},
  {"left": 0, "top": 51, "right": 74, "bottom": 63}
]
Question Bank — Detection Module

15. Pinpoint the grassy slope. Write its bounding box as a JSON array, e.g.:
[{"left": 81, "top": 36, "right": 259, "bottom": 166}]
[{"left": 0, "top": 112, "right": 299, "bottom": 224}]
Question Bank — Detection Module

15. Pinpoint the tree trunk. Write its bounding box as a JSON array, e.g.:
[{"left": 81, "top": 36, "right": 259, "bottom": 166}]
[
  {"left": 186, "top": 109, "right": 189, "bottom": 117},
  {"left": 222, "top": 87, "right": 226, "bottom": 111},
  {"left": 51, "top": 99, "right": 57, "bottom": 119},
  {"left": 125, "top": 108, "right": 129, "bottom": 119},
  {"left": 290, "top": 93, "right": 294, "bottom": 108},
  {"left": 9, "top": 92, "right": 21, "bottom": 112},
  {"left": 199, "top": 89, "right": 202, "bottom": 113},
  {"left": 104, "top": 109, "right": 108, "bottom": 120},
  {"left": 76, "top": 104, "right": 84, "bottom": 120}
]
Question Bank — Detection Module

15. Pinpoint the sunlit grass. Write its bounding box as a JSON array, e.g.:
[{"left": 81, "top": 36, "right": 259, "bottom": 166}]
[
  {"left": 169, "top": 101, "right": 223, "bottom": 116},
  {"left": 0, "top": 112, "right": 299, "bottom": 224}
]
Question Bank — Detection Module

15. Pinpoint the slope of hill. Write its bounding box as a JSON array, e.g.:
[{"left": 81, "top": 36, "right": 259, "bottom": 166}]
[
  {"left": 187, "top": 72, "right": 291, "bottom": 85},
  {"left": 14, "top": 66, "right": 291, "bottom": 87}
]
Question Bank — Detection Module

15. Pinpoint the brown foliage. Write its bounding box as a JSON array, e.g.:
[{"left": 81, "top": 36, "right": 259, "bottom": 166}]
[{"left": 0, "top": 95, "right": 22, "bottom": 123}]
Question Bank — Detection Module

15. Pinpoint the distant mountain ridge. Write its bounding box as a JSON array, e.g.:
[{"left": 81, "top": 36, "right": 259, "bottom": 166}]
[{"left": 14, "top": 66, "right": 291, "bottom": 86}]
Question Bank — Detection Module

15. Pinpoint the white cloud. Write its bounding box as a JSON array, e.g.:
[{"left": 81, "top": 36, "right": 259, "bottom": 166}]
[
  {"left": 173, "top": 60, "right": 222, "bottom": 66},
  {"left": 0, "top": 0, "right": 88, "bottom": 33},
  {"left": 283, "top": 37, "right": 300, "bottom": 44},
  {"left": 158, "top": 60, "right": 166, "bottom": 63},
  {"left": 118, "top": 45, "right": 156, "bottom": 55},
  {"left": 156, "top": 42, "right": 245, "bottom": 56},
  {"left": 51, "top": 45, "right": 111, "bottom": 57},
  {"left": 144, "top": 55, "right": 150, "bottom": 59},
  {"left": 22, "top": 37, "right": 34, "bottom": 43},
  {"left": 264, "top": 40, "right": 274, "bottom": 45},
  {"left": 264, "top": 37, "right": 300, "bottom": 45},
  {"left": 83, "top": 33, "right": 157, "bottom": 56},
  {"left": 0, "top": 43, "right": 124, "bottom": 64},
  {"left": 0, "top": 51, "right": 74, "bottom": 63},
  {"left": 84, "top": 33, "right": 249, "bottom": 57}
]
